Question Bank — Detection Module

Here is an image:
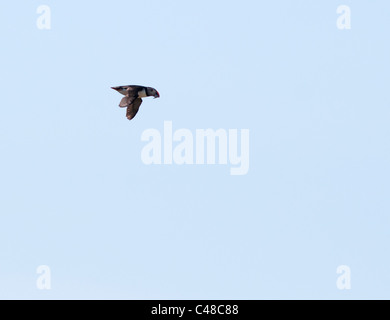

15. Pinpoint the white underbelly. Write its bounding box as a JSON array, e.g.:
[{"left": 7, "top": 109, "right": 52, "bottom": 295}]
[{"left": 138, "top": 89, "right": 147, "bottom": 98}]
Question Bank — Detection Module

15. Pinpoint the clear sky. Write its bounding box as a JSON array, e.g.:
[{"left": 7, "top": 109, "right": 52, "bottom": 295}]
[{"left": 1, "top": 0, "right": 390, "bottom": 299}]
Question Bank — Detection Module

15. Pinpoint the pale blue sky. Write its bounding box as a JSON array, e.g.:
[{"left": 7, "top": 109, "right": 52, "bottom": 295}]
[{"left": 1, "top": 0, "right": 390, "bottom": 299}]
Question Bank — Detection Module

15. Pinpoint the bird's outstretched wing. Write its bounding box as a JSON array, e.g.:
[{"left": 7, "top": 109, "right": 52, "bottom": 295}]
[
  {"left": 119, "top": 96, "right": 136, "bottom": 108},
  {"left": 126, "top": 98, "right": 143, "bottom": 120}
]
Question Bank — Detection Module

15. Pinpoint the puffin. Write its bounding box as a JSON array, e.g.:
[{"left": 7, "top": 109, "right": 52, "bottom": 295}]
[{"left": 111, "top": 85, "right": 160, "bottom": 120}]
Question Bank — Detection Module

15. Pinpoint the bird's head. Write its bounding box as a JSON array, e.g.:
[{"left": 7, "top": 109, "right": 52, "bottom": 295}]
[{"left": 147, "top": 87, "right": 160, "bottom": 99}]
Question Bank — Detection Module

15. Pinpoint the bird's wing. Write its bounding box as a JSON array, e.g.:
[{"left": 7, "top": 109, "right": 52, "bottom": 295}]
[
  {"left": 126, "top": 98, "right": 143, "bottom": 120},
  {"left": 119, "top": 96, "right": 136, "bottom": 108}
]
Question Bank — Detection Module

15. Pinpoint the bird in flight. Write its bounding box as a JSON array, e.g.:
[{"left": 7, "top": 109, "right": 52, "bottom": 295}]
[{"left": 111, "top": 85, "right": 160, "bottom": 120}]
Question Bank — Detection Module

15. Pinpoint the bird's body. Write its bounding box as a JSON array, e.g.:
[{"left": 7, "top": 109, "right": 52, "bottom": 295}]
[
  {"left": 111, "top": 85, "right": 160, "bottom": 120},
  {"left": 137, "top": 88, "right": 147, "bottom": 98}
]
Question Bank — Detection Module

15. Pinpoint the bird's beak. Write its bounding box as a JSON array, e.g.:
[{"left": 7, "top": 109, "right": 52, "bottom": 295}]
[
  {"left": 154, "top": 91, "right": 160, "bottom": 99},
  {"left": 111, "top": 87, "right": 119, "bottom": 91}
]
